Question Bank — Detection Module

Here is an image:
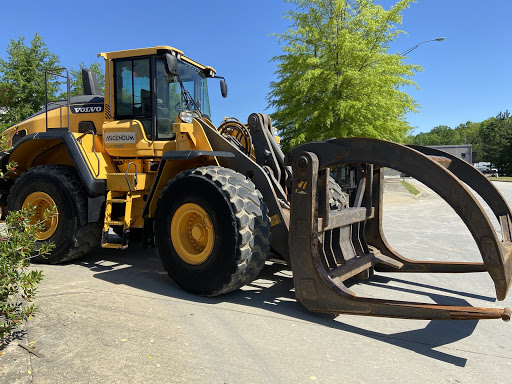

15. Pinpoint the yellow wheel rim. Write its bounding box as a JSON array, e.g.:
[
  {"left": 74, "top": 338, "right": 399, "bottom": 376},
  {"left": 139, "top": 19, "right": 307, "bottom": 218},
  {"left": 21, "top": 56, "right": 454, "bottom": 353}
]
[
  {"left": 22, "top": 192, "right": 58, "bottom": 241},
  {"left": 171, "top": 203, "right": 214, "bottom": 265}
]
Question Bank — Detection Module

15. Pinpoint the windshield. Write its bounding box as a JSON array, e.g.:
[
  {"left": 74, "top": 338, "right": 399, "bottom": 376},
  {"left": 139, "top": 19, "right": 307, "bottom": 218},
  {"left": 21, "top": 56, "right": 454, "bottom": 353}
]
[{"left": 155, "top": 58, "right": 211, "bottom": 139}]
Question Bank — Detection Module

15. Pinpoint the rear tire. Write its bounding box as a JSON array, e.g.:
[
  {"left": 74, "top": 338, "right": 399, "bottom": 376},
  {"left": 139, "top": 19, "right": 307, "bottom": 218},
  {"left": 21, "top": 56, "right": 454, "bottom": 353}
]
[
  {"left": 154, "top": 166, "right": 271, "bottom": 296},
  {"left": 328, "top": 176, "right": 349, "bottom": 210},
  {"left": 6, "top": 165, "right": 100, "bottom": 264}
]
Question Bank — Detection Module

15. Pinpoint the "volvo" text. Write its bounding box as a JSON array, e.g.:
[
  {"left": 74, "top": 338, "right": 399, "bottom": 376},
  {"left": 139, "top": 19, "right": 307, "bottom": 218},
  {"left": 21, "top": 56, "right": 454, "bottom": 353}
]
[{"left": 72, "top": 105, "right": 103, "bottom": 113}]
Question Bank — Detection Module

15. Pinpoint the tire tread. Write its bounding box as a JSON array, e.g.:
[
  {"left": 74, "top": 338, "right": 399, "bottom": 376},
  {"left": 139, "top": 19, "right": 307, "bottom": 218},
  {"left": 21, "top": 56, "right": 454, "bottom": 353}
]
[
  {"left": 157, "top": 166, "right": 271, "bottom": 296},
  {"left": 6, "top": 165, "right": 100, "bottom": 264}
]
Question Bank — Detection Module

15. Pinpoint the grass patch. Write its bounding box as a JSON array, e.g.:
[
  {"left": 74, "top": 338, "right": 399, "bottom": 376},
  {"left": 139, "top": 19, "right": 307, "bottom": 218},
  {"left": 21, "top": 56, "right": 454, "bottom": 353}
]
[
  {"left": 489, "top": 176, "right": 512, "bottom": 182},
  {"left": 400, "top": 180, "right": 420, "bottom": 195}
]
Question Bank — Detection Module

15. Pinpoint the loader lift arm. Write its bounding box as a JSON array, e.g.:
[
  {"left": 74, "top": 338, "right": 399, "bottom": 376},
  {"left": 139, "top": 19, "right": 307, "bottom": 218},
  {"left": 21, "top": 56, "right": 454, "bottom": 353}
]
[{"left": 286, "top": 138, "right": 512, "bottom": 321}]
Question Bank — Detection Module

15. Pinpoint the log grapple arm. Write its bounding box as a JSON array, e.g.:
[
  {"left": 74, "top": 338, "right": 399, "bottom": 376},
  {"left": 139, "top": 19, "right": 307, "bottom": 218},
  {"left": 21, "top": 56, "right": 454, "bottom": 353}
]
[{"left": 286, "top": 138, "right": 512, "bottom": 321}]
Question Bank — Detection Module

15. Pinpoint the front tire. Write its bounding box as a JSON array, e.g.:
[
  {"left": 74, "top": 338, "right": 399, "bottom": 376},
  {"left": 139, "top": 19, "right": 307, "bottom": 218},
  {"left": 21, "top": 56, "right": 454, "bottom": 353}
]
[
  {"left": 154, "top": 166, "right": 271, "bottom": 296},
  {"left": 6, "top": 165, "right": 100, "bottom": 263}
]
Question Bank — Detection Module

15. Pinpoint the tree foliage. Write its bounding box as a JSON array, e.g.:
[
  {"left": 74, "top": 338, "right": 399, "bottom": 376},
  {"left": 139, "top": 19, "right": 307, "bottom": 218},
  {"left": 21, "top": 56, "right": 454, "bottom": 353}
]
[
  {"left": 60, "top": 61, "right": 104, "bottom": 99},
  {"left": 0, "top": 138, "right": 53, "bottom": 341},
  {"left": 0, "top": 34, "right": 60, "bottom": 131},
  {"left": 479, "top": 112, "right": 512, "bottom": 174},
  {"left": 405, "top": 111, "right": 511, "bottom": 171},
  {"left": 0, "top": 35, "right": 105, "bottom": 132},
  {"left": 0, "top": 207, "right": 54, "bottom": 340},
  {"left": 406, "top": 122, "right": 482, "bottom": 147},
  {"left": 268, "top": 0, "right": 421, "bottom": 151}
]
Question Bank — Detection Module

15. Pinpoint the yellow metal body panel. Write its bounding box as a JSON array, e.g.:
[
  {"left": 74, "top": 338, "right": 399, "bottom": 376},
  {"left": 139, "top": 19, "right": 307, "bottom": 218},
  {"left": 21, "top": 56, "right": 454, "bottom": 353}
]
[
  {"left": 146, "top": 155, "right": 216, "bottom": 220},
  {"left": 98, "top": 46, "right": 184, "bottom": 60},
  {"left": 142, "top": 118, "right": 220, "bottom": 218},
  {"left": 102, "top": 120, "right": 178, "bottom": 157},
  {"left": 130, "top": 195, "right": 146, "bottom": 228},
  {"left": 174, "top": 119, "right": 218, "bottom": 153},
  {"left": 98, "top": 46, "right": 216, "bottom": 75},
  {"left": 2, "top": 105, "right": 105, "bottom": 147},
  {"left": 106, "top": 173, "right": 150, "bottom": 192},
  {"left": 75, "top": 133, "right": 116, "bottom": 179},
  {"left": 8, "top": 139, "right": 73, "bottom": 177}
]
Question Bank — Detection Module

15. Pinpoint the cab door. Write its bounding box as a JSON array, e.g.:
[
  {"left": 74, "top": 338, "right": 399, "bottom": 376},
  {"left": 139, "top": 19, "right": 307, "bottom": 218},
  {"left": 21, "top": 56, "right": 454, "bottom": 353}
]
[{"left": 103, "top": 55, "right": 177, "bottom": 158}]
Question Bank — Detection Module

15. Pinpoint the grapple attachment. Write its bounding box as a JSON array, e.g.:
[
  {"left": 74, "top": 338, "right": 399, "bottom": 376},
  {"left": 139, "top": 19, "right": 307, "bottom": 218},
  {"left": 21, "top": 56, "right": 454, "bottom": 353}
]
[{"left": 286, "top": 138, "right": 512, "bottom": 321}]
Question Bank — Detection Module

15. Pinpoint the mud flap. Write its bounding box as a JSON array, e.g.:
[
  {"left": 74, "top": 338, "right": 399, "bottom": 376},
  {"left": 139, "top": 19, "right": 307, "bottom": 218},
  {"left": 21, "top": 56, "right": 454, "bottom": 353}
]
[{"left": 286, "top": 138, "right": 511, "bottom": 321}]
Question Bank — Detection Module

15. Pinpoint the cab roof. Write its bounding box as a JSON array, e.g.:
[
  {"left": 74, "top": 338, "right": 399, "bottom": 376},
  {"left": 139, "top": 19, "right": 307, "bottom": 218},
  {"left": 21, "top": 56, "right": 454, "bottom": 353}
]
[{"left": 98, "top": 46, "right": 216, "bottom": 76}]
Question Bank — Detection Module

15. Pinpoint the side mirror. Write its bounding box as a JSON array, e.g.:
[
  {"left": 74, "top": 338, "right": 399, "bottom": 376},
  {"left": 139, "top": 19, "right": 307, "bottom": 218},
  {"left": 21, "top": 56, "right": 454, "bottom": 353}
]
[
  {"left": 220, "top": 79, "right": 228, "bottom": 98},
  {"left": 164, "top": 53, "right": 179, "bottom": 76}
]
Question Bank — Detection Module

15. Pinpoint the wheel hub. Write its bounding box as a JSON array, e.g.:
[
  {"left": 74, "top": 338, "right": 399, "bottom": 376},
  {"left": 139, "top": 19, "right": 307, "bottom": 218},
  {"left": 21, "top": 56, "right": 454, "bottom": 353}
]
[
  {"left": 191, "top": 224, "right": 204, "bottom": 242},
  {"left": 171, "top": 203, "right": 214, "bottom": 265},
  {"left": 22, "top": 192, "right": 58, "bottom": 240}
]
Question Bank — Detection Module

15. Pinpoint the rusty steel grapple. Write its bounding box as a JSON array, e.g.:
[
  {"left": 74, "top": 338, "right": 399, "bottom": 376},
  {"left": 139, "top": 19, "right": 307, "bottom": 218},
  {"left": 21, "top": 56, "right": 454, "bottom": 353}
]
[{"left": 286, "top": 138, "right": 512, "bottom": 321}]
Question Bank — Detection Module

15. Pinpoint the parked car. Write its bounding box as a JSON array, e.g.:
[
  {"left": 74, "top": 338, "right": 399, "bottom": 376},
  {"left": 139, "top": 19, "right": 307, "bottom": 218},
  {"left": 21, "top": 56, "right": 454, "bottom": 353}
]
[{"left": 480, "top": 167, "right": 499, "bottom": 177}]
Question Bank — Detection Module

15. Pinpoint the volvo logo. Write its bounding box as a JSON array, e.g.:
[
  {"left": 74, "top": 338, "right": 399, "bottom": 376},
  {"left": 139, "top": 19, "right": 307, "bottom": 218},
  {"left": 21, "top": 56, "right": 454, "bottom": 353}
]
[{"left": 71, "top": 104, "right": 104, "bottom": 114}]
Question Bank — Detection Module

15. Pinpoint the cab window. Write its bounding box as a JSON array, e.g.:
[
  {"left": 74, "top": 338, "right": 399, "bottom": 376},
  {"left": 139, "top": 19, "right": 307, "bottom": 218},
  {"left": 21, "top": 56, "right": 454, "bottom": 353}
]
[
  {"left": 155, "top": 58, "right": 179, "bottom": 140},
  {"left": 114, "top": 58, "right": 152, "bottom": 139},
  {"left": 154, "top": 57, "right": 211, "bottom": 140}
]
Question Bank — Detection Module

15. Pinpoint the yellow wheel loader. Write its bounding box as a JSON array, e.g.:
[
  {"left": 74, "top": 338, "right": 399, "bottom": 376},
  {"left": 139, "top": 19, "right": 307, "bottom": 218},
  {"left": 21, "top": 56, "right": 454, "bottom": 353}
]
[{"left": 1, "top": 46, "right": 511, "bottom": 321}]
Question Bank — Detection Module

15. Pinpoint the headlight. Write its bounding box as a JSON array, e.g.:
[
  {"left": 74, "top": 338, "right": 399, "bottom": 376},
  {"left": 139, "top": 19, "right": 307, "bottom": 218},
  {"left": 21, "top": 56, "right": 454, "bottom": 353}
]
[{"left": 179, "top": 111, "right": 193, "bottom": 123}]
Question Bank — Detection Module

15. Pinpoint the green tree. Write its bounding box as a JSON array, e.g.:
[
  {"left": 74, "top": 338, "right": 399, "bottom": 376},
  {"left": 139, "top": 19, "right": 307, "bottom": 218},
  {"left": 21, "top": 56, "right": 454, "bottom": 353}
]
[
  {"left": 455, "top": 121, "right": 482, "bottom": 161},
  {"left": 454, "top": 121, "right": 480, "bottom": 144},
  {"left": 479, "top": 112, "right": 512, "bottom": 174},
  {"left": 0, "top": 137, "right": 53, "bottom": 341},
  {"left": 0, "top": 34, "right": 60, "bottom": 131},
  {"left": 0, "top": 207, "right": 54, "bottom": 340},
  {"left": 268, "top": 0, "right": 421, "bottom": 151},
  {"left": 417, "top": 125, "right": 458, "bottom": 145},
  {"left": 61, "top": 61, "right": 104, "bottom": 98}
]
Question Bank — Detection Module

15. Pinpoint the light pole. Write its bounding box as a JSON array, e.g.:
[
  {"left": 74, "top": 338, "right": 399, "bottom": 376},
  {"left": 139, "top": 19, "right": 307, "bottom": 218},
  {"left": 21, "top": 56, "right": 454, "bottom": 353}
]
[{"left": 401, "top": 37, "right": 445, "bottom": 56}]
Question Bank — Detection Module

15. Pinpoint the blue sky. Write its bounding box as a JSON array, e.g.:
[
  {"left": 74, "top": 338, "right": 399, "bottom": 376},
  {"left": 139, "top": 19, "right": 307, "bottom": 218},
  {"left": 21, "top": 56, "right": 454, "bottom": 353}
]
[{"left": 0, "top": 0, "right": 510, "bottom": 134}]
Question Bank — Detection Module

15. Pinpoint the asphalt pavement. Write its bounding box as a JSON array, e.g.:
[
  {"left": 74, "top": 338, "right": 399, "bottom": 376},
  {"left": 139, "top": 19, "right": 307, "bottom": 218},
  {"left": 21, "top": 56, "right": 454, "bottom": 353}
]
[{"left": 1, "top": 179, "right": 512, "bottom": 383}]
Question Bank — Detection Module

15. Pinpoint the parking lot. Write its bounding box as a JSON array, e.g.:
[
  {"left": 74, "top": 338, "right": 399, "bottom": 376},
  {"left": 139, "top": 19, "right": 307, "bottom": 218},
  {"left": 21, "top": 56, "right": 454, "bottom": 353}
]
[{"left": 2, "top": 179, "right": 512, "bottom": 383}]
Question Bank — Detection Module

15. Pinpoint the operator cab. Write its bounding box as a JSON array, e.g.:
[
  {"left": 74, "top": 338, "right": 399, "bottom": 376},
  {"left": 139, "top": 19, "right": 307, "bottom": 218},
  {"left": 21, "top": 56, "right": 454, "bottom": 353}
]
[
  {"left": 100, "top": 46, "right": 224, "bottom": 146},
  {"left": 113, "top": 55, "right": 212, "bottom": 141}
]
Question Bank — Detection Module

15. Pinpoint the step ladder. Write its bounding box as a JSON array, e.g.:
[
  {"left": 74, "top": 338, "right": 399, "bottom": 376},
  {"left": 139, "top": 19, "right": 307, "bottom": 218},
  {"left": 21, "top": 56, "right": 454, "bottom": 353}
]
[
  {"left": 101, "top": 163, "right": 140, "bottom": 250},
  {"left": 101, "top": 191, "right": 133, "bottom": 249}
]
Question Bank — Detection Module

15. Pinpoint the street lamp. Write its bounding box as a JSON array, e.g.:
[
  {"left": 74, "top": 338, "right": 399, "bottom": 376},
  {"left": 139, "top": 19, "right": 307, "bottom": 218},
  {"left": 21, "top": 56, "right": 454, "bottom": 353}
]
[{"left": 401, "top": 37, "right": 445, "bottom": 56}]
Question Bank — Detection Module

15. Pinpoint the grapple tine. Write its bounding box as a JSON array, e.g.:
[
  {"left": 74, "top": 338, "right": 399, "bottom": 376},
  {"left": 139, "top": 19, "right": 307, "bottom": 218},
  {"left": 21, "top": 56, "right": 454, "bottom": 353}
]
[
  {"left": 286, "top": 139, "right": 512, "bottom": 321},
  {"left": 409, "top": 146, "right": 512, "bottom": 218}
]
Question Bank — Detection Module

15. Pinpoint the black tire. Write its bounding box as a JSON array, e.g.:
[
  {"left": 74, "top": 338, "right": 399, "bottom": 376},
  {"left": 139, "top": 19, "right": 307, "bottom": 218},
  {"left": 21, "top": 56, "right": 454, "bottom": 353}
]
[
  {"left": 6, "top": 165, "right": 101, "bottom": 264},
  {"left": 154, "top": 166, "right": 271, "bottom": 296},
  {"left": 328, "top": 176, "right": 349, "bottom": 210}
]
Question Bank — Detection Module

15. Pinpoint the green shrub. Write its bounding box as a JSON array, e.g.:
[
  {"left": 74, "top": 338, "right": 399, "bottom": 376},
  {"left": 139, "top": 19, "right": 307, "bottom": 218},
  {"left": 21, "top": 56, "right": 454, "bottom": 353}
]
[{"left": 0, "top": 203, "right": 54, "bottom": 340}]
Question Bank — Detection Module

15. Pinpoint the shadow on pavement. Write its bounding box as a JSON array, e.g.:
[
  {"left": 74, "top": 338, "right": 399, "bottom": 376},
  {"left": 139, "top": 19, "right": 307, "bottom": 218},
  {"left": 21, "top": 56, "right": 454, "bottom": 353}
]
[
  {"left": 74, "top": 243, "right": 486, "bottom": 367},
  {"left": 0, "top": 330, "right": 27, "bottom": 350},
  {"left": 367, "top": 275, "right": 496, "bottom": 303}
]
